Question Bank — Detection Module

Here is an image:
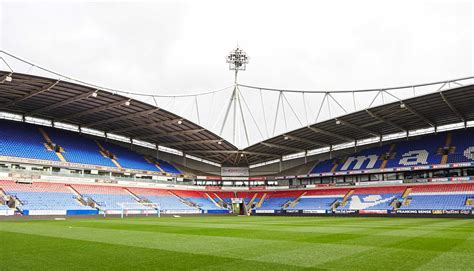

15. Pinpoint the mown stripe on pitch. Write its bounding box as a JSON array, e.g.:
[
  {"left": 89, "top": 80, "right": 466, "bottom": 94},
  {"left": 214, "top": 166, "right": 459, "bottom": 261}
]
[{"left": 0, "top": 231, "right": 303, "bottom": 271}]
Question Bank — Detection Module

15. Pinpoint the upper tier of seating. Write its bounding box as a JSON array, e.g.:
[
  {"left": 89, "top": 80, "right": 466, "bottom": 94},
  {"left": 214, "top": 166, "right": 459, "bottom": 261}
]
[
  {"left": 100, "top": 141, "right": 159, "bottom": 172},
  {"left": 157, "top": 160, "right": 181, "bottom": 174},
  {"left": 0, "top": 121, "right": 59, "bottom": 161},
  {"left": 46, "top": 127, "right": 116, "bottom": 167},
  {"left": 0, "top": 120, "right": 181, "bottom": 174},
  {"left": 449, "top": 129, "right": 474, "bottom": 163},
  {"left": 311, "top": 129, "right": 474, "bottom": 174}
]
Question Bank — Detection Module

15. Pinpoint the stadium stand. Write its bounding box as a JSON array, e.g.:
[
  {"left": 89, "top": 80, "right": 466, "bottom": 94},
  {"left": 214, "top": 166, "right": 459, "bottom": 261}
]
[
  {"left": 310, "top": 131, "right": 473, "bottom": 174},
  {"left": 0, "top": 181, "right": 473, "bottom": 216},
  {"left": 448, "top": 129, "right": 474, "bottom": 164},
  {"left": 100, "top": 141, "right": 161, "bottom": 172},
  {"left": 311, "top": 160, "right": 337, "bottom": 174},
  {"left": 400, "top": 183, "right": 474, "bottom": 211},
  {"left": 157, "top": 160, "right": 181, "bottom": 174},
  {"left": 0, "top": 180, "right": 97, "bottom": 215},
  {"left": 236, "top": 192, "right": 260, "bottom": 206},
  {"left": 71, "top": 184, "right": 153, "bottom": 212},
  {"left": 0, "top": 121, "right": 59, "bottom": 161},
  {"left": 385, "top": 134, "right": 445, "bottom": 168},
  {"left": 126, "top": 187, "right": 198, "bottom": 212},
  {"left": 337, "top": 186, "right": 405, "bottom": 211},
  {"left": 336, "top": 144, "right": 391, "bottom": 171},
  {"left": 289, "top": 189, "right": 349, "bottom": 211},
  {"left": 0, "top": 119, "right": 181, "bottom": 174},
  {"left": 46, "top": 127, "right": 117, "bottom": 168},
  {"left": 212, "top": 191, "right": 235, "bottom": 205},
  {"left": 172, "top": 190, "right": 226, "bottom": 212},
  {"left": 259, "top": 191, "right": 301, "bottom": 210}
]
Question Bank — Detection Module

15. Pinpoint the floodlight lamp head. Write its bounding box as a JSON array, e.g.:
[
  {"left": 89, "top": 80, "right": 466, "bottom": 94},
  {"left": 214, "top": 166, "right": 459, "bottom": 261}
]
[{"left": 226, "top": 47, "right": 249, "bottom": 71}]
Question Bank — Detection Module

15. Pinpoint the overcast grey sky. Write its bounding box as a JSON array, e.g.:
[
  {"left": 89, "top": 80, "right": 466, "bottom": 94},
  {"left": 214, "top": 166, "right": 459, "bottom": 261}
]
[{"left": 0, "top": 0, "right": 473, "bottom": 148}]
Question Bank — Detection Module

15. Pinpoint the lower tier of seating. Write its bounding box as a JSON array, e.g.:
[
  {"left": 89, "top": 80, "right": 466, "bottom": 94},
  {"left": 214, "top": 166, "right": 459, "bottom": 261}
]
[
  {"left": 289, "top": 197, "right": 341, "bottom": 211},
  {"left": 1, "top": 181, "right": 473, "bottom": 216}
]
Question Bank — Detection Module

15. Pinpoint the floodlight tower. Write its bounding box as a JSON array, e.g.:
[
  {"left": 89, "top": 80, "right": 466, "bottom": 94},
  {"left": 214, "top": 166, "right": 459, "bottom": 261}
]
[
  {"left": 226, "top": 46, "right": 249, "bottom": 84},
  {"left": 220, "top": 47, "right": 250, "bottom": 147}
]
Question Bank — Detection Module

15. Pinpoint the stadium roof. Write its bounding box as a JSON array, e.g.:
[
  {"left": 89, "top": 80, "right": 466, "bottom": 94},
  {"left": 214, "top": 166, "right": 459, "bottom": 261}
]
[
  {"left": 1, "top": 70, "right": 473, "bottom": 166},
  {"left": 0, "top": 71, "right": 238, "bottom": 164},
  {"left": 244, "top": 82, "right": 474, "bottom": 164}
]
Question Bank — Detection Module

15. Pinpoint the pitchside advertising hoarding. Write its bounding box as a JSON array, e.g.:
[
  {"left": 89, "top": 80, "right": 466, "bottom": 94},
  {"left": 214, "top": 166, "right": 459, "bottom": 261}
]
[{"left": 221, "top": 167, "right": 249, "bottom": 177}]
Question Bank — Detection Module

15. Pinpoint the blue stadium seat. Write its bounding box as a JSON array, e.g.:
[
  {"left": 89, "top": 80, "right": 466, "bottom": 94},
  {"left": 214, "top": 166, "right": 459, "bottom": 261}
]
[
  {"left": 289, "top": 197, "right": 341, "bottom": 211},
  {"left": 46, "top": 128, "right": 116, "bottom": 167},
  {"left": 100, "top": 141, "right": 159, "bottom": 172},
  {"left": 0, "top": 121, "right": 59, "bottom": 161}
]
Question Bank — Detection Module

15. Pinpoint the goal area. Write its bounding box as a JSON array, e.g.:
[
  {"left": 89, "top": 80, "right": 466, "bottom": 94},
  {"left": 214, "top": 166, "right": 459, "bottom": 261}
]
[{"left": 119, "top": 202, "right": 161, "bottom": 218}]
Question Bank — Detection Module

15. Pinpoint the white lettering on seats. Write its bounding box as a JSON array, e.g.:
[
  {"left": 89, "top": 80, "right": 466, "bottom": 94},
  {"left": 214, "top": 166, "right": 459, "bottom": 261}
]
[
  {"left": 340, "top": 155, "right": 378, "bottom": 170},
  {"left": 399, "top": 150, "right": 429, "bottom": 166},
  {"left": 349, "top": 195, "right": 395, "bottom": 210},
  {"left": 464, "top": 146, "right": 474, "bottom": 160}
]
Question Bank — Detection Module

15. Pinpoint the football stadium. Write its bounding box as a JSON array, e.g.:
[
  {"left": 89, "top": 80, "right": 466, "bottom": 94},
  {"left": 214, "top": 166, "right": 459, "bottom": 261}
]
[{"left": 1, "top": 1, "right": 474, "bottom": 270}]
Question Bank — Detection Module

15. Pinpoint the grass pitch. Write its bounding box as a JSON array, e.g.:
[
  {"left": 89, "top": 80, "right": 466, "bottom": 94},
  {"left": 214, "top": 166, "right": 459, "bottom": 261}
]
[{"left": 1, "top": 216, "right": 474, "bottom": 270}]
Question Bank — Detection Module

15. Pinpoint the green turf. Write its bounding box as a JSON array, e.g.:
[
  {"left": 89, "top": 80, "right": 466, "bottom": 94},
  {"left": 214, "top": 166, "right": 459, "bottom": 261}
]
[{"left": 1, "top": 216, "right": 474, "bottom": 270}]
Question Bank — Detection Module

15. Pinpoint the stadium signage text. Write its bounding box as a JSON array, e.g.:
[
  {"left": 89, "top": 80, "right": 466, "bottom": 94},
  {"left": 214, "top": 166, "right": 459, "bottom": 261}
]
[{"left": 221, "top": 167, "right": 249, "bottom": 177}]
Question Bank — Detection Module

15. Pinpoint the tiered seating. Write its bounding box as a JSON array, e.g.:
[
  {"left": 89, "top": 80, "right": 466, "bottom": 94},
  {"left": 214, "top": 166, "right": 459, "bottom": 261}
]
[
  {"left": 385, "top": 134, "right": 444, "bottom": 168},
  {"left": 212, "top": 192, "right": 235, "bottom": 204},
  {"left": 172, "top": 190, "right": 223, "bottom": 211},
  {"left": 100, "top": 141, "right": 158, "bottom": 172},
  {"left": 72, "top": 184, "right": 151, "bottom": 211},
  {"left": 0, "top": 120, "right": 184, "bottom": 175},
  {"left": 236, "top": 192, "right": 260, "bottom": 205},
  {"left": 310, "top": 131, "right": 461, "bottom": 174},
  {"left": 310, "top": 160, "right": 336, "bottom": 174},
  {"left": 46, "top": 128, "right": 116, "bottom": 167},
  {"left": 127, "top": 187, "right": 197, "bottom": 212},
  {"left": 0, "top": 121, "right": 59, "bottom": 161},
  {"left": 401, "top": 183, "right": 474, "bottom": 211},
  {"left": 0, "top": 180, "right": 95, "bottom": 214},
  {"left": 448, "top": 129, "right": 474, "bottom": 163},
  {"left": 157, "top": 160, "right": 181, "bottom": 174},
  {"left": 338, "top": 186, "right": 405, "bottom": 211},
  {"left": 1, "top": 181, "right": 473, "bottom": 216},
  {"left": 290, "top": 189, "right": 348, "bottom": 211},
  {"left": 336, "top": 145, "right": 391, "bottom": 171},
  {"left": 259, "top": 191, "right": 300, "bottom": 210}
]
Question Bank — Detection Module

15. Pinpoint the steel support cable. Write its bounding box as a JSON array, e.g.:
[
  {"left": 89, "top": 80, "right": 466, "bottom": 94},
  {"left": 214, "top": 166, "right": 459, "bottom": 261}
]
[
  {"left": 281, "top": 92, "right": 303, "bottom": 126},
  {"left": 239, "top": 88, "right": 265, "bottom": 140},
  {"left": 259, "top": 89, "right": 269, "bottom": 138},
  {"left": 237, "top": 76, "right": 474, "bottom": 94},
  {"left": 0, "top": 50, "right": 233, "bottom": 98}
]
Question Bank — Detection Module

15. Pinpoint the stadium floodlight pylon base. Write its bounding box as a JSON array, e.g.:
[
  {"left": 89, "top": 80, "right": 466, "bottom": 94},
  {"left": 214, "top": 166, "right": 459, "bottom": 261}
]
[{"left": 119, "top": 202, "right": 161, "bottom": 219}]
